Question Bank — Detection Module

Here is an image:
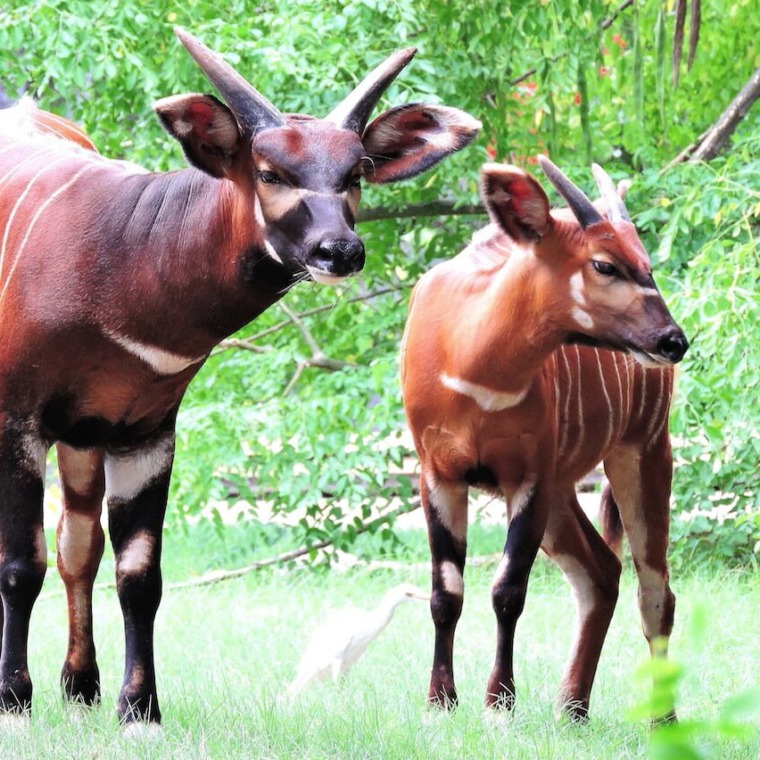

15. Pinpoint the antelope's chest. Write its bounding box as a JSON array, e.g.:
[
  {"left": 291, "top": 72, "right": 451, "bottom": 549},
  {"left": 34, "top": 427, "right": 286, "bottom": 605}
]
[{"left": 40, "top": 370, "right": 193, "bottom": 449}]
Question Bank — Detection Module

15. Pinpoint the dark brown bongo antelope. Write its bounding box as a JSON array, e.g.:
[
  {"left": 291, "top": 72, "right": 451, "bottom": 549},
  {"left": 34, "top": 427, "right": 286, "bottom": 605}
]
[
  {"left": 0, "top": 28, "right": 480, "bottom": 728},
  {"left": 401, "top": 158, "right": 688, "bottom": 720}
]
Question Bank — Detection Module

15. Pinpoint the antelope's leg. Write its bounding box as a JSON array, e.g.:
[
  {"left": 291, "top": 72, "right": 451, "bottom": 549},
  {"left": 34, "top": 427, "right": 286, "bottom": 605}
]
[
  {"left": 421, "top": 469, "right": 468, "bottom": 708},
  {"left": 605, "top": 439, "right": 677, "bottom": 723},
  {"left": 486, "top": 480, "right": 549, "bottom": 710},
  {"left": 105, "top": 431, "right": 175, "bottom": 726},
  {"left": 599, "top": 482, "right": 624, "bottom": 558},
  {"left": 0, "top": 421, "right": 47, "bottom": 715},
  {"left": 56, "top": 443, "right": 106, "bottom": 705},
  {"left": 543, "top": 490, "right": 621, "bottom": 721}
]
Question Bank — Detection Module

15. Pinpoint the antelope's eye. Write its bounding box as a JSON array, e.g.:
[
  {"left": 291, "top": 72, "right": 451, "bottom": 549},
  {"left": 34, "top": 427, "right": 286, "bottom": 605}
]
[
  {"left": 258, "top": 170, "right": 282, "bottom": 185},
  {"left": 592, "top": 260, "right": 620, "bottom": 277},
  {"left": 349, "top": 174, "right": 362, "bottom": 189}
]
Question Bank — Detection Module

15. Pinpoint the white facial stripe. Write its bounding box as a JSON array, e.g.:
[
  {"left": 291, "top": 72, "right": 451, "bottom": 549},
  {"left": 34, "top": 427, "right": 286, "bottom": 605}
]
[
  {"left": 569, "top": 271, "right": 586, "bottom": 305},
  {"left": 264, "top": 239, "right": 283, "bottom": 264},
  {"left": 254, "top": 194, "right": 266, "bottom": 229},
  {"left": 440, "top": 560, "right": 464, "bottom": 597},
  {"left": 440, "top": 373, "right": 529, "bottom": 412},
  {"left": 105, "top": 437, "right": 173, "bottom": 503},
  {"left": 639, "top": 287, "right": 660, "bottom": 297},
  {"left": 106, "top": 330, "right": 204, "bottom": 375},
  {"left": 571, "top": 307, "right": 594, "bottom": 330}
]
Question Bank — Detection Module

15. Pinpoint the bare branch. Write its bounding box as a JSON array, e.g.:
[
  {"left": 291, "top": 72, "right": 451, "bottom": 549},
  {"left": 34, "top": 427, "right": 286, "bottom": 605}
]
[
  {"left": 689, "top": 67, "right": 760, "bottom": 162},
  {"left": 217, "top": 337, "right": 271, "bottom": 354},
  {"left": 358, "top": 200, "right": 483, "bottom": 223},
  {"left": 664, "top": 67, "right": 760, "bottom": 170}
]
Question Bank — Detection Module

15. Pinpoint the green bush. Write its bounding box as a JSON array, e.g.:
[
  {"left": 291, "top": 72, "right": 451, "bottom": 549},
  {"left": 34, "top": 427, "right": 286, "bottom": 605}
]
[{"left": 1, "top": 0, "right": 757, "bottom": 565}]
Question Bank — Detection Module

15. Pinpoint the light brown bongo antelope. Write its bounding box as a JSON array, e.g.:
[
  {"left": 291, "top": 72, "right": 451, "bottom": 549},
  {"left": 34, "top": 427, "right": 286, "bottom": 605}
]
[
  {"left": 401, "top": 157, "right": 688, "bottom": 720},
  {"left": 0, "top": 28, "right": 480, "bottom": 728}
]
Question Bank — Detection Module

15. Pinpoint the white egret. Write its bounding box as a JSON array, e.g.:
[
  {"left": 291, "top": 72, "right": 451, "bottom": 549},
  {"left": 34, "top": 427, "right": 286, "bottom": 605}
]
[{"left": 287, "top": 583, "right": 429, "bottom": 698}]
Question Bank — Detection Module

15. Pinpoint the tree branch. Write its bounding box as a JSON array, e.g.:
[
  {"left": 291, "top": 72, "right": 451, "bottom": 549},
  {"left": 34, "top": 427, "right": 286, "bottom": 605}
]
[
  {"left": 363, "top": 186, "right": 677, "bottom": 221},
  {"left": 689, "top": 67, "right": 760, "bottom": 162},
  {"left": 358, "top": 200, "right": 483, "bottom": 223},
  {"left": 214, "top": 285, "right": 406, "bottom": 355},
  {"left": 664, "top": 67, "right": 760, "bottom": 170}
]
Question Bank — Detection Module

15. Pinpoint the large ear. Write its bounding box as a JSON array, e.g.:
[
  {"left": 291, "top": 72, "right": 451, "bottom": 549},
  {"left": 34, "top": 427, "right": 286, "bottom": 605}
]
[
  {"left": 479, "top": 163, "right": 551, "bottom": 243},
  {"left": 361, "top": 103, "right": 480, "bottom": 184},
  {"left": 154, "top": 93, "right": 244, "bottom": 178}
]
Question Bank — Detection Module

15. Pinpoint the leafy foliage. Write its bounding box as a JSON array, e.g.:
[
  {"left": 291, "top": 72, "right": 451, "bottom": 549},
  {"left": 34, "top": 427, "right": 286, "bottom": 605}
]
[{"left": 1, "top": 0, "right": 757, "bottom": 564}]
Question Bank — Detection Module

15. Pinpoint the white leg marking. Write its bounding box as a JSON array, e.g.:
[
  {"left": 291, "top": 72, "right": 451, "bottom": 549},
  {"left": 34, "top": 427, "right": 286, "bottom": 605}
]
[
  {"left": 440, "top": 560, "right": 464, "bottom": 597},
  {"left": 492, "top": 552, "right": 510, "bottom": 589},
  {"left": 58, "top": 512, "right": 98, "bottom": 576},
  {"left": 105, "top": 438, "right": 173, "bottom": 503},
  {"left": 555, "top": 553, "right": 597, "bottom": 621},
  {"left": 20, "top": 433, "right": 47, "bottom": 478},
  {"left": 117, "top": 530, "right": 155, "bottom": 577},
  {"left": 440, "top": 373, "right": 529, "bottom": 412},
  {"left": 507, "top": 478, "right": 536, "bottom": 520},
  {"left": 425, "top": 471, "right": 468, "bottom": 542}
]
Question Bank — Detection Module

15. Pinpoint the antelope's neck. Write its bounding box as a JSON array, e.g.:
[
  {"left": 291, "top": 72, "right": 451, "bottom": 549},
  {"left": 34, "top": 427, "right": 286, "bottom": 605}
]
[
  {"left": 451, "top": 252, "right": 565, "bottom": 394},
  {"left": 108, "top": 169, "right": 294, "bottom": 345}
]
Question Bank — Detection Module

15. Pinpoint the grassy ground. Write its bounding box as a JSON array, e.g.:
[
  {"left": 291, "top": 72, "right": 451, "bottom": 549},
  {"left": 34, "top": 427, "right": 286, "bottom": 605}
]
[{"left": 2, "top": 521, "right": 759, "bottom": 759}]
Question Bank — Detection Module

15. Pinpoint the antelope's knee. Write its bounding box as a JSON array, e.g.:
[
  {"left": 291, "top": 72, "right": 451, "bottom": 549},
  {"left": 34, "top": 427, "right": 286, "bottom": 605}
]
[{"left": 491, "top": 579, "right": 527, "bottom": 621}]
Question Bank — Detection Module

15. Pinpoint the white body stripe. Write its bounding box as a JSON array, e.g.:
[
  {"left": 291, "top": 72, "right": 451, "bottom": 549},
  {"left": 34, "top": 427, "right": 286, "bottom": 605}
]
[
  {"left": 106, "top": 330, "right": 204, "bottom": 376},
  {"left": 1, "top": 162, "right": 98, "bottom": 305},
  {"left": 0, "top": 154, "right": 74, "bottom": 280},
  {"left": 595, "top": 350, "right": 614, "bottom": 452},
  {"left": 440, "top": 373, "right": 529, "bottom": 412}
]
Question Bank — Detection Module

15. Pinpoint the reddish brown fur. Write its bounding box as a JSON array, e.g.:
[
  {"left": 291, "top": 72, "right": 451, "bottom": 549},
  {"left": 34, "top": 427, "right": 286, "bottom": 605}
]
[
  {"left": 0, "top": 32, "right": 480, "bottom": 726},
  {"left": 402, "top": 161, "right": 686, "bottom": 720}
]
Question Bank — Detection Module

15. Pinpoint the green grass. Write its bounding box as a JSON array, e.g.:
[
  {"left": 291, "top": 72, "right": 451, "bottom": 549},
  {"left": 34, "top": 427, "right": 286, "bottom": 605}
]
[{"left": 3, "top": 522, "right": 759, "bottom": 759}]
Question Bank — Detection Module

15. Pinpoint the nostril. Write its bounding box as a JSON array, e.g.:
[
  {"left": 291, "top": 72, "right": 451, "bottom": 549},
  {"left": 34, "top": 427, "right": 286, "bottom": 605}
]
[
  {"left": 315, "top": 237, "right": 365, "bottom": 274},
  {"left": 657, "top": 331, "right": 689, "bottom": 363}
]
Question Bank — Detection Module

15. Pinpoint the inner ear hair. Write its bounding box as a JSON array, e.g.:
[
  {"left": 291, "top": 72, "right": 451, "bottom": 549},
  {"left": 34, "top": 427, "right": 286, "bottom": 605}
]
[{"left": 480, "top": 163, "right": 550, "bottom": 243}]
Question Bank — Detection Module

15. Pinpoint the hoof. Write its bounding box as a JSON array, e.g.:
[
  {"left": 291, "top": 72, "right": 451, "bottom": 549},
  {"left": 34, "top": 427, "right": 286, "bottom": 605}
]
[
  {"left": 485, "top": 690, "right": 515, "bottom": 711},
  {"left": 61, "top": 668, "right": 101, "bottom": 707}
]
